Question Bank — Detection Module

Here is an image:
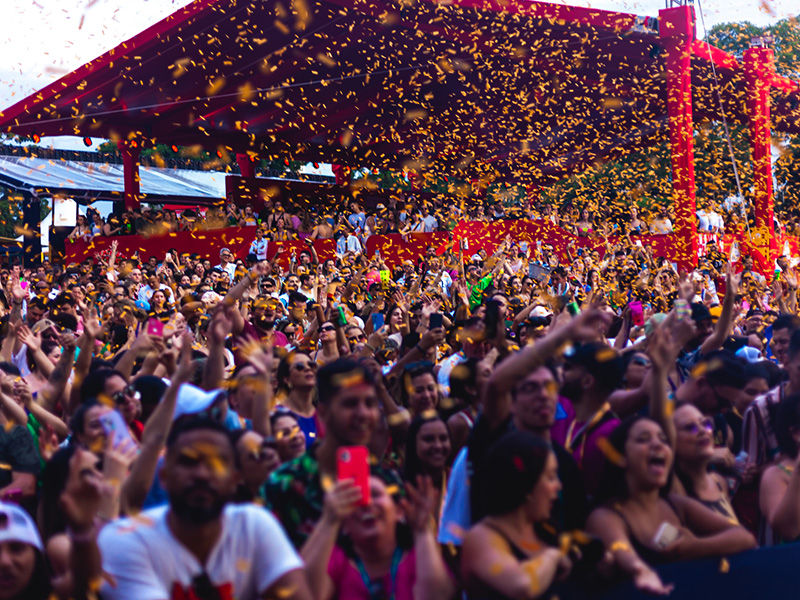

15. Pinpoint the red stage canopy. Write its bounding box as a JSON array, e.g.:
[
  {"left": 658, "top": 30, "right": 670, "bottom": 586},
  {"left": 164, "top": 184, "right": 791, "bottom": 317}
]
[{"left": 2, "top": 0, "right": 797, "bottom": 186}]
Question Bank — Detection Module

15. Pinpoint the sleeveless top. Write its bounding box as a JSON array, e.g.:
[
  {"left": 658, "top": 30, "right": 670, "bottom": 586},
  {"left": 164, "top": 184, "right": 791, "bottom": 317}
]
[
  {"left": 607, "top": 497, "right": 685, "bottom": 566},
  {"left": 690, "top": 478, "right": 738, "bottom": 524},
  {"left": 466, "top": 522, "right": 533, "bottom": 600}
]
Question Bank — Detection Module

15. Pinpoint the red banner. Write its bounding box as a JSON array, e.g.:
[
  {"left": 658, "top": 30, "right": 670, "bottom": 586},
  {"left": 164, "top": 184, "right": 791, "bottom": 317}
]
[{"left": 64, "top": 221, "right": 794, "bottom": 273}]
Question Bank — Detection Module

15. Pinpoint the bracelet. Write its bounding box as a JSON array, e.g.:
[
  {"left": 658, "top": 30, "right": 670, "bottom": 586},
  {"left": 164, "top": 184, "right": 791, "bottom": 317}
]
[
  {"left": 414, "top": 343, "right": 426, "bottom": 354},
  {"left": 67, "top": 522, "right": 99, "bottom": 544}
]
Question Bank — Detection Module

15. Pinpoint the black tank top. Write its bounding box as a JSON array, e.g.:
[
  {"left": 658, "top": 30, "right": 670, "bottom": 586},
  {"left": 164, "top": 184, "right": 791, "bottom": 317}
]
[
  {"left": 608, "top": 497, "right": 685, "bottom": 566},
  {"left": 466, "top": 522, "right": 535, "bottom": 600}
]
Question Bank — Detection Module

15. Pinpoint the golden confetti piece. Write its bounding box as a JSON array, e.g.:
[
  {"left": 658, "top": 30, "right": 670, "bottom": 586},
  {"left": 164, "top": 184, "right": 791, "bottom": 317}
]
[
  {"left": 596, "top": 437, "right": 625, "bottom": 467},
  {"left": 720, "top": 557, "right": 730, "bottom": 573},
  {"left": 236, "top": 558, "right": 251, "bottom": 572}
]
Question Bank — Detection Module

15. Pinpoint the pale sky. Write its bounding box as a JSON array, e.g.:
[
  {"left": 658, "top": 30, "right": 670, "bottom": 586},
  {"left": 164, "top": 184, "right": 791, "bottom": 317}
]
[{"left": 0, "top": 0, "right": 796, "bottom": 149}]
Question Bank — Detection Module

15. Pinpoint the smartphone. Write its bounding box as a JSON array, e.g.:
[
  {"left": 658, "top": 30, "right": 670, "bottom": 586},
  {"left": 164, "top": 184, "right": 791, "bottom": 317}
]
[
  {"left": 99, "top": 410, "right": 135, "bottom": 448},
  {"left": 146, "top": 318, "right": 165, "bottom": 337},
  {"left": 675, "top": 298, "right": 690, "bottom": 320},
  {"left": 336, "top": 306, "right": 348, "bottom": 328},
  {"left": 653, "top": 522, "right": 681, "bottom": 549},
  {"left": 429, "top": 312, "right": 443, "bottom": 330},
  {"left": 566, "top": 301, "right": 581, "bottom": 316},
  {"left": 371, "top": 313, "right": 385, "bottom": 330},
  {"left": 337, "top": 446, "right": 370, "bottom": 506},
  {"left": 629, "top": 301, "right": 644, "bottom": 326}
]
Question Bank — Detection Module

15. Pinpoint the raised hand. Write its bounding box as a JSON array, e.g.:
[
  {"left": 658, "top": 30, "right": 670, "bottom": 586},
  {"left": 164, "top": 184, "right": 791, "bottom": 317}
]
[
  {"left": 399, "top": 475, "right": 436, "bottom": 534},
  {"left": 59, "top": 449, "right": 108, "bottom": 534},
  {"left": 16, "top": 325, "right": 41, "bottom": 352},
  {"left": 173, "top": 332, "right": 195, "bottom": 384},
  {"left": 12, "top": 378, "right": 33, "bottom": 408},
  {"left": 322, "top": 479, "right": 362, "bottom": 525}
]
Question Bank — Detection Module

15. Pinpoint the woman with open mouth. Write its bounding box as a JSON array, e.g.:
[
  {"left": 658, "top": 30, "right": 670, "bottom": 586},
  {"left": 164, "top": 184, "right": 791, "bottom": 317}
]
[
  {"left": 586, "top": 416, "right": 755, "bottom": 595},
  {"left": 301, "top": 474, "right": 456, "bottom": 600}
]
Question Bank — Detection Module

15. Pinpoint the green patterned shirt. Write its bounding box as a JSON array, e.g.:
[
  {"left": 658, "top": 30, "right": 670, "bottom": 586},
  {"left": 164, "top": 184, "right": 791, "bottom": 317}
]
[{"left": 263, "top": 446, "right": 403, "bottom": 548}]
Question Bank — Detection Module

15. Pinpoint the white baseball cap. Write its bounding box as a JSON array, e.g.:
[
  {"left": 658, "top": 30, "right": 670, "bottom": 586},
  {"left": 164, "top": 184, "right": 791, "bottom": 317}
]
[
  {"left": 0, "top": 501, "right": 43, "bottom": 551},
  {"left": 173, "top": 384, "right": 226, "bottom": 421}
]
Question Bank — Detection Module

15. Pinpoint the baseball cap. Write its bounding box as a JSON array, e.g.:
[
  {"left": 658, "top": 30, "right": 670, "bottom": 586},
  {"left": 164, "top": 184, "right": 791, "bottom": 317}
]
[
  {"left": 530, "top": 305, "right": 553, "bottom": 318},
  {"left": 690, "top": 302, "right": 712, "bottom": 323},
  {"left": 0, "top": 501, "right": 43, "bottom": 551},
  {"left": 31, "top": 318, "right": 58, "bottom": 336},
  {"left": 173, "top": 384, "right": 226, "bottom": 421},
  {"left": 736, "top": 346, "right": 762, "bottom": 364}
]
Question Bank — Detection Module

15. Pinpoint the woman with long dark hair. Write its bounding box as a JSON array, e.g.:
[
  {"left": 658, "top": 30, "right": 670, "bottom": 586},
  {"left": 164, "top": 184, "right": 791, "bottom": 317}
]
[
  {"left": 586, "top": 416, "right": 755, "bottom": 595},
  {"left": 404, "top": 414, "right": 451, "bottom": 530},
  {"left": 461, "top": 431, "right": 569, "bottom": 600},
  {"left": 759, "top": 392, "right": 800, "bottom": 545},
  {"left": 275, "top": 351, "right": 322, "bottom": 448}
]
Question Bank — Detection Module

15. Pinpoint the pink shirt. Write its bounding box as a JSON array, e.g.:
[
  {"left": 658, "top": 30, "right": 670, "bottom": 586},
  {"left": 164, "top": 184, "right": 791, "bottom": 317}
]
[
  {"left": 328, "top": 547, "right": 416, "bottom": 600},
  {"left": 551, "top": 397, "right": 620, "bottom": 497}
]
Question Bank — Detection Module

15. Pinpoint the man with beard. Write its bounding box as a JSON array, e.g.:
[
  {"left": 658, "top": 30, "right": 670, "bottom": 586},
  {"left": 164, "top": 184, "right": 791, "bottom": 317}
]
[
  {"left": 265, "top": 358, "right": 403, "bottom": 548},
  {"left": 244, "top": 298, "right": 288, "bottom": 348},
  {"left": 551, "top": 340, "right": 624, "bottom": 498},
  {"left": 463, "top": 311, "right": 603, "bottom": 528},
  {"left": 98, "top": 417, "right": 310, "bottom": 600}
]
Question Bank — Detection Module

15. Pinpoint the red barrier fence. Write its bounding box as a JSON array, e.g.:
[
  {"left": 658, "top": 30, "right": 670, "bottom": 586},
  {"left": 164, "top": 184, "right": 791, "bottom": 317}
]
[{"left": 63, "top": 221, "right": 796, "bottom": 273}]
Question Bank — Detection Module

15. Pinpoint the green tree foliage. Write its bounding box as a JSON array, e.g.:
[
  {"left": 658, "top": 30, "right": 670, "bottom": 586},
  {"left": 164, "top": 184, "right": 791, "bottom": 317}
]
[{"left": 541, "top": 15, "right": 799, "bottom": 227}]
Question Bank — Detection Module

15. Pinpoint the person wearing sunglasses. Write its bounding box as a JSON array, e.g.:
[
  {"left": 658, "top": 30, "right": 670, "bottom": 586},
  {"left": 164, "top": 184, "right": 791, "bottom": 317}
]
[
  {"left": 312, "top": 321, "right": 342, "bottom": 367},
  {"left": 275, "top": 352, "right": 322, "bottom": 449},
  {"left": 672, "top": 403, "right": 738, "bottom": 522},
  {"left": 344, "top": 324, "right": 367, "bottom": 352}
]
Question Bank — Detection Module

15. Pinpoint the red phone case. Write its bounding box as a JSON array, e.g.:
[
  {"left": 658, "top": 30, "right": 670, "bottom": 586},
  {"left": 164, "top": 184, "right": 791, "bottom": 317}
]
[{"left": 337, "top": 446, "right": 370, "bottom": 506}]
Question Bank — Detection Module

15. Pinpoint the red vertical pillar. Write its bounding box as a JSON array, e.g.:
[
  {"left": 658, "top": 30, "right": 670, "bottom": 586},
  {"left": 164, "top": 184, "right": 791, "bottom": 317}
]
[
  {"left": 117, "top": 141, "right": 141, "bottom": 212},
  {"left": 236, "top": 153, "right": 255, "bottom": 178},
  {"left": 659, "top": 6, "right": 697, "bottom": 269},
  {"left": 744, "top": 47, "right": 776, "bottom": 264}
]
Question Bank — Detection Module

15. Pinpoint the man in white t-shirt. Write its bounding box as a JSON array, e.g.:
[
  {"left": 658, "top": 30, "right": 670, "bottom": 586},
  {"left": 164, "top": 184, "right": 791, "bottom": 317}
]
[{"left": 98, "top": 417, "right": 310, "bottom": 600}]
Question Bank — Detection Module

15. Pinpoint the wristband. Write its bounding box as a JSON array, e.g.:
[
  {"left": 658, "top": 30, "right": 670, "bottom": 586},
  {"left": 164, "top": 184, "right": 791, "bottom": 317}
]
[
  {"left": 414, "top": 343, "right": 426, "bottom": 354},
  {"left": 67, "top": 521, "right": 99, "bottom": 543}
]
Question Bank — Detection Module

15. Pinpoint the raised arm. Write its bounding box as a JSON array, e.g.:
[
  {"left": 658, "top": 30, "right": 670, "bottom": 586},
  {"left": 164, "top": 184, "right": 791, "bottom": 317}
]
[
  {"left": 483, "top": 309, "right": 610, "bottom": 430},
  {"left": 121, "top": 334, "right": 192, "bottom": 515},
  {"left": 700, "top": 265, "right": 739, "bottom": 356}
]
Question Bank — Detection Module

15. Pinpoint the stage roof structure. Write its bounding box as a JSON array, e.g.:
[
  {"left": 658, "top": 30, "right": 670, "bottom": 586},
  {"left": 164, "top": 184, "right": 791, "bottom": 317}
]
[
  {"left": 0, "top": 154, "right": 227, "bottom": 204},
  {"left": 1, "top": 0, "right": 797, "bottom": 187}
]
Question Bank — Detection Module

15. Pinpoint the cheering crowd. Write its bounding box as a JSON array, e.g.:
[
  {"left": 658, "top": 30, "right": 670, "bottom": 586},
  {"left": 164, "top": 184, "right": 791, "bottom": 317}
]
[{"left": 4, "top": 199, "right": 800, "bottom": 599}]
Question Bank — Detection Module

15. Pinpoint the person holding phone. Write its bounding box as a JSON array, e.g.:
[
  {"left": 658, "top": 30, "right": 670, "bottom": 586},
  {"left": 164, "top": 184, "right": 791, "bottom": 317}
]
[
  {"left": 266, "top": 359, "right": 404, "bottom": 548},
  {"left": 586, "top": 416, "right": 755, "bottom": 595},
  {"left": 302, "top": 474, "right": 456, "bottom": 600}
]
